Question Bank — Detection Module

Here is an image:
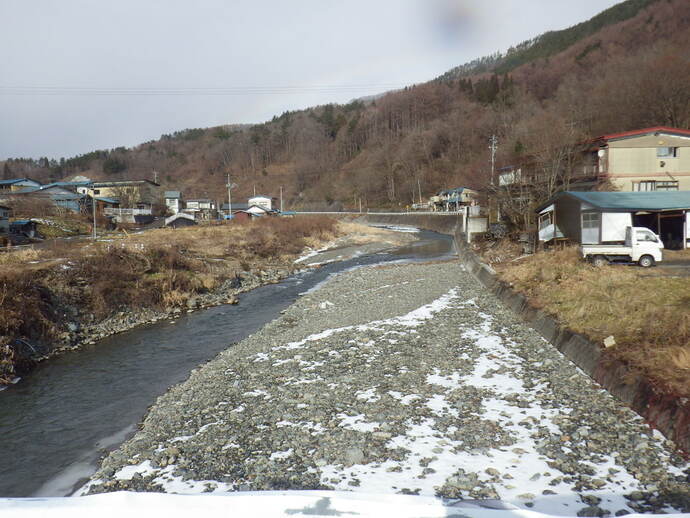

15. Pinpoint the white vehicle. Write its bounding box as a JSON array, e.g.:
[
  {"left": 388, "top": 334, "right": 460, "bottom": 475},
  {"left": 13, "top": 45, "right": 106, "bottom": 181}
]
[{"left": 580, "top": 226, "right": 663, "bottom": 267}]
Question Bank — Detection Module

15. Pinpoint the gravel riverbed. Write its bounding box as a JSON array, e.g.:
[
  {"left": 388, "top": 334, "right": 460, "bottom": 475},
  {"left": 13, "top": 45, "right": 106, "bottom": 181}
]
[{"left": 83, "top": 259, "right": 689, "bottom": 516}]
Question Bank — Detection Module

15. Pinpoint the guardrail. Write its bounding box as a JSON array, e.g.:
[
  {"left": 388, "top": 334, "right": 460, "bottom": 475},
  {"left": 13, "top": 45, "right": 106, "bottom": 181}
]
[
  {"left": 104, "top": 208, "right": 152, "bottom": 216},
  {"left": 293, "top": 211, "right": 471, "bottom": 216}
]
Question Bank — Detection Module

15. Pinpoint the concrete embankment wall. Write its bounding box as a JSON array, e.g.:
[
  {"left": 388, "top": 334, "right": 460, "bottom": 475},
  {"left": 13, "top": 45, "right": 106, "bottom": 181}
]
[
  {"left": 359, "top": 213, "right": 690, "bottom": 453},
  {"left": 359, "top": 213, "right": 462, "bottom": 236}
]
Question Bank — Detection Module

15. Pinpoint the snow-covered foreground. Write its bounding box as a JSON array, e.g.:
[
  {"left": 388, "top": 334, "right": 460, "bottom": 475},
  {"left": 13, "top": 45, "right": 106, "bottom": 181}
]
[{"left": 1, "top": 491, "right": 688, "bottom": 518}]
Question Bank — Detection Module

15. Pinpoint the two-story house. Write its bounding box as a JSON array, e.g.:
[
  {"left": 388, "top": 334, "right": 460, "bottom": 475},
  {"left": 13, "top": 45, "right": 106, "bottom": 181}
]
[
  {"left": 591, "top": 126, "right": 690, "bottom": 192},
  {"left": 248, "top": 195, "right": 276, "bottom": 211},
  {"left": 164, "top": 191, "right": 182, "bottom": 214},
  {"left": 185, "top": 199, "right": 217, "bottom": 220},
  {"left": 78, "top": 180, "right": 160, "bottom": 210}
]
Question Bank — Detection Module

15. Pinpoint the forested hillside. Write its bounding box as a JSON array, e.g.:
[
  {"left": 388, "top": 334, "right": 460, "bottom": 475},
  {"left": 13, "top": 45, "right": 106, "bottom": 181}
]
[{"left": 3, "top": 0, "right": 690, "bottom": 210}]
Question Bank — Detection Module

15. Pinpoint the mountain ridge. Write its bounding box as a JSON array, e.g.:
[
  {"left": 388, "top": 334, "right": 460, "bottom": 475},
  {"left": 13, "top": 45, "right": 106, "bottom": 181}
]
[{"left": 2, "top": 0, "right": 689, "bottom": 209}]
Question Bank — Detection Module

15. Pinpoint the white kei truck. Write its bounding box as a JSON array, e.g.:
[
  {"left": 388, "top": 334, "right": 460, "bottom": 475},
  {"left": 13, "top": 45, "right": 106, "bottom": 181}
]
[{"left": 580, "top": 226, "right": 664, "bottom": 267}]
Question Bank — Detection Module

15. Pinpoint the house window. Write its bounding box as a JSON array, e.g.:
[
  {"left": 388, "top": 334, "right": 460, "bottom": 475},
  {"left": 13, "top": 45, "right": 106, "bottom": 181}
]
[
  {"left": 582, "top": 212, "right": 600, "bottom": 229},
  {"left": 539, "top": 212, "right": 552, "bottom": 231},
  {"left": 657, "top": 147, "right": 678, "bottom": 158},
  {"left": 635, "top": 180, "right": 679, "bottom": 191},
  {"left": 582, "top": 212, "right": 600, "bottom": 244},
  {"left": 636, "top": 181, "right": 655, "bottom": 191},
  {"left": 655, "top": 181, "right": 679, "bottom": 191}
]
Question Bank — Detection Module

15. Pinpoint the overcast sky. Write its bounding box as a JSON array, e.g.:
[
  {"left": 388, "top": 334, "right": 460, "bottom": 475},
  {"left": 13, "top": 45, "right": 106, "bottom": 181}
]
[{"left": 0, "top": 0, "right": 621, "bottom": 160}]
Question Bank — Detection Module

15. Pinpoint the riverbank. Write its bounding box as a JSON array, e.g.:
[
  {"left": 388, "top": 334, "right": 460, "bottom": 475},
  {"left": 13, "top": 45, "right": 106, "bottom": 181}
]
[
  {"left": 83, "top": 259, "right": 689, "bottom": 516},
  {"left": 0, "top": 218, "right": 414, "bottom": 387},
  {"left": 480, "top": 245, "right": 690, "bottom": 401}
]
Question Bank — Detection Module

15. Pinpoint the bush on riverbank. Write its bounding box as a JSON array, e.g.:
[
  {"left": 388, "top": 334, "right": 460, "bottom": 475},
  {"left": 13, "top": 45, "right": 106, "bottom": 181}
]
[
  {"left": 0, "top": 216, "right": 340, "bottom": 384},
  {"left": 495, "top": 247, "right": 690, "bottom": 398}
]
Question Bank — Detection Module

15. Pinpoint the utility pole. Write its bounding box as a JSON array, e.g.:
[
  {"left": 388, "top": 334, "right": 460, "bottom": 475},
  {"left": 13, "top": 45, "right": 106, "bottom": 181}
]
[
  {"left": 417, "top": 178, "right": 422, "bottom": 205},
  {"left": 226, "top": 173, "right": 236, "bottom": 217},
  {"left": 359, "top": 197, "right": 362, "bottom": 213},
  {"left": 280, "top": 186, "right": 283, "bottom": 212},
  {"left": 92, "top": 197, "right": 97, "bottom": 240},
  {"left": 489, "top": 135, "right": 499, "bottom": 223},
  {"left": 489, "top": 135, "right": 498, "bottom": 186},
  {"left": 90, "top": 182, "right": 97, "bottom": 241}
]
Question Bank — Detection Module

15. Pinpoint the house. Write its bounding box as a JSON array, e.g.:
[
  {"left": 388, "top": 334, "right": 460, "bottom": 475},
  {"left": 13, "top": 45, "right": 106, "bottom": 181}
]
[
  {"left": 10, "top": 219, "right": 39, "bottom": 238},
  {"left": 495, "top": 126, "right": 690, "bottom": 230},
  {"left": 185, "top": 199, "right": 217, "bottom": 220},
  {"left": 0, "top": 178, "right": 42, "bottom": 193},
  {"left": 164, "top": 191, "right": 182, "bottom": 214},
  {"left": 9, "top": 182, "right": 89, "bottom": 213},
  {"left": 536, "top": 191, "right": 690, "bottom": 249},
  {"left": 79, "top": 180, "right": 160, "bottom": 210},
  {"left": 248, "top": 195, "right": 276, "bottom": 211},
  {"left": 91, "top": 196, "right": 120, "bottom": 215},
  {"left": 246, "top": 204, "right": 277, "bottom": 217},
  {"left": 430, "top": 187, "right": 478, "bottom": 212},
  {"left": 589, "top": 126, "right": 690, "bottom": 192},
  {"left": 220, "top": 203, "right": 249, "bottom": 217},
  {"left": 231, "top": 210, "right": 253, "bottom": 223},
  {"left": 0, "top": 205, "right": 10, "bottom": 234},
  {"left": 165, "top": 212, "right": 197, "bottom": 229}
]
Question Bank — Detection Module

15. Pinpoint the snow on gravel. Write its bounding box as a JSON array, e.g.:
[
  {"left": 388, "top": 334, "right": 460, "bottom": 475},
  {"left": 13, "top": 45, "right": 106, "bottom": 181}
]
[{"left": 82, "top": 261, "right": 689, "bottom": 517}]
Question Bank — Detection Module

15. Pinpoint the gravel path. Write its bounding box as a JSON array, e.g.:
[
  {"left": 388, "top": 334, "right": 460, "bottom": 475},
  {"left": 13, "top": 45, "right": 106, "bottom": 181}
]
[{"left": 83, "top": 260, "right": 689, "bottom": 516}]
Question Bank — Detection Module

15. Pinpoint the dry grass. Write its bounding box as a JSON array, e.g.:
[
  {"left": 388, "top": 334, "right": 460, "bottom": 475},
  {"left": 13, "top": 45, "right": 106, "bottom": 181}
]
[
  {"left": 0, "top": 216, "right": 341, "bottom": 383},
  {"left": 335, "top": 222, "right": 417, "bottom": 247},
  {"left": 497, "top": 247, "right": 690, "bottom": 397},
  {"left": 664, "top": 249, "right": 690, "bottom": 261},
  {"left": 0, "top": 248, "right": 42, "bottom": 265},
  {"left": 0, "top": 216, "right": 340, "bottom": 350}
]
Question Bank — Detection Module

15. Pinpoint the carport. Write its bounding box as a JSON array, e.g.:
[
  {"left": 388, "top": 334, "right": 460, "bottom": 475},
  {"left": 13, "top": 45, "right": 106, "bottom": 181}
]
[{"left": 536, "top": 191, "right": 690, "bottom": 250}]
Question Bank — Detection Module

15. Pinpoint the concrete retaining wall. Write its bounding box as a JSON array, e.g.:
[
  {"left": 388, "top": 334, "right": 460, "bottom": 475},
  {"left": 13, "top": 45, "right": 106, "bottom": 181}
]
[
  {"left": 360, "top": 213, "right": 462, "bottom": 236},
  {"left": 359, "top": 213, "right": 689, "bottom": 453}
]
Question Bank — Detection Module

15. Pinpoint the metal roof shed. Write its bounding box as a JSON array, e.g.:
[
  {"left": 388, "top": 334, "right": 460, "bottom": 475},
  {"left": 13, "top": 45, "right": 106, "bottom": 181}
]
[
  {"left": 536, "top": 191, "right": 690, "bottom": 249},
  {"left": 554, "top": 191, "right": 690, "bottom": 212}
]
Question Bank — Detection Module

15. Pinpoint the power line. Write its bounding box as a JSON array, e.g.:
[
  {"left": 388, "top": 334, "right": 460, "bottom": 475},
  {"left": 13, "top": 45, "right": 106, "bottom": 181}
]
[{"left": 0, "top": 82, "right": 409, "bottom": 96}]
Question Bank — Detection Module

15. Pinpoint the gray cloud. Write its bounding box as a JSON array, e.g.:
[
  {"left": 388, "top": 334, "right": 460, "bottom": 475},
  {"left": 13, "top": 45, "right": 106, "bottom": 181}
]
[{"left": 0, "top": 0, "right": 620, "bottom": 159}]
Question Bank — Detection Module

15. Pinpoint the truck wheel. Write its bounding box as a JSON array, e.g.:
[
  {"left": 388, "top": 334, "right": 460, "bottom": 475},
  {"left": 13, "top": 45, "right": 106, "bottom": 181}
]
[
  {"left": 638, "top": 255, "right": 655, "bottom": 268},
  {"left": 592, "top": 255, "right": 608, "bottom": 267}
]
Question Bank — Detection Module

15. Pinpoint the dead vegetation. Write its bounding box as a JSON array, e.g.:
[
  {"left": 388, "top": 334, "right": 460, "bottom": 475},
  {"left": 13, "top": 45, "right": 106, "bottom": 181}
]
[
  {"left": 496, "top": 247, "right": 690, "bottom": 398},
  {"left": 0, "top": 216, "right": 340, "bottom": 383}
]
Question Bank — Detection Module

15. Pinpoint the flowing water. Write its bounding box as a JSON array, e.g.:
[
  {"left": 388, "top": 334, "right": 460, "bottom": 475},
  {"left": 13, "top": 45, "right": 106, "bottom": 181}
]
[{"left": 0, "top": 229, "right": 454, "bottom": 498}]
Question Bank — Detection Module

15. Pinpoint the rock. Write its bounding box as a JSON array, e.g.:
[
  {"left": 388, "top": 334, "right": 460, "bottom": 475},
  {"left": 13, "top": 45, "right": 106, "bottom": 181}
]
[
  {"left": 603, "top": 336, "right": 616, "bottom": 348},
  {"left": 517, "top": 493, "right": 536, "bottom": 501},
  {"left": 343, "top": 448, "right": 364, "bottom": 466},
  {"left": 485, "top": 468, "right": 500, "bottom": 477},
  {"left": 577, "top": 506, "right": 606, "bottom": 517}
]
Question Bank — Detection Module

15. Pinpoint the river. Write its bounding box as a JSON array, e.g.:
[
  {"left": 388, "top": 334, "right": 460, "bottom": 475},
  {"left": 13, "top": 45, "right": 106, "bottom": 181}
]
[{"left": 0, "top": 229, "right": 454, "bottom": 498}]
